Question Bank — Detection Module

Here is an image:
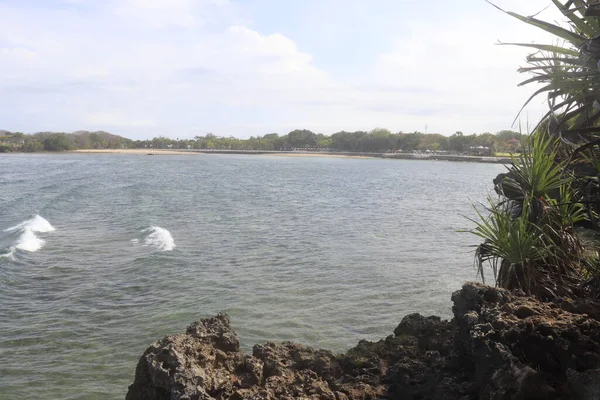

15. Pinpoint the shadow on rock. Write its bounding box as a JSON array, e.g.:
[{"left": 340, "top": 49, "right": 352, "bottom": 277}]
[{"left": 126, "top": 283, "right": 600, "bottom": 400}]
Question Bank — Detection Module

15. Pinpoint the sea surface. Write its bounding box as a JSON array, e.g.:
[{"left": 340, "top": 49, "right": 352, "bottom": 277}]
[{"left": 0, "top": 153, "right": 504, "bottom": 399}]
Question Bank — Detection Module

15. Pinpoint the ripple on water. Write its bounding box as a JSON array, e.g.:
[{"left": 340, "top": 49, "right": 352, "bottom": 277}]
[{"left": 0, "top": 154, "right": 503, "bottom": 399}]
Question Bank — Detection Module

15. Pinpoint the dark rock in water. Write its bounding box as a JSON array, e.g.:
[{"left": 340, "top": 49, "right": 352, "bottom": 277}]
[
  {"left": 127, "top": 283, "right": 600, "bottom": 400},
  {"left": 493, "top": 172, "right": 522, "bottom": 201}
]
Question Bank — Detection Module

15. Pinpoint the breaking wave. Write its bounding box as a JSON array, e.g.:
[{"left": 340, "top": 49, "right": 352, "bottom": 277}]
[
  {"left": 142, "top": 226, "right": 175, "bottom": 252},
  {"left": 2, "top": 215, "right": 56, "bottom": 257}
]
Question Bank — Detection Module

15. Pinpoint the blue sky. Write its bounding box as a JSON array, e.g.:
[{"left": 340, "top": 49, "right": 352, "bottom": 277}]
[{"left": 0, "top": 0, "right": 561, "bottom": 139}]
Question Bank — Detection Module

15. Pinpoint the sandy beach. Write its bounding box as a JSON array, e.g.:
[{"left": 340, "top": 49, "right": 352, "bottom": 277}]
[
  {"left": 265, "top": 153, "right": 373, "bottom": 159},
  {"left": 73, "top": 149, "right": 374, "bottom": 158},
  {"left": 72, "top": 149, "right": 509, "bottom": 163},
  {"left": 74, "top": 149, "right": 199, "bottom": 155}
]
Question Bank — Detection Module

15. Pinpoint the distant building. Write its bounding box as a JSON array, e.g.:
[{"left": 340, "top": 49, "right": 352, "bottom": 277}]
[
  {"left": 506, "top": 138, "right": 521, "bottom": 151},
  {"left": 469, "top": 146, "right": 492, "bottom": 156}
]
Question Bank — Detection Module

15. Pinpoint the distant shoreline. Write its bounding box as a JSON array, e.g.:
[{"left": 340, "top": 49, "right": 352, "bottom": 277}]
[
  {"left": 74, "top": 149, "right": 196, "bottom": 155},
  {"left": 72, "top": 149, "right": 511, "bottom": 164}
]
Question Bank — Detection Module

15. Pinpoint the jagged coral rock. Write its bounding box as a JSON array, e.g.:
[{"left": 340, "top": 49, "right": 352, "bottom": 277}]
[{"left": 127, "top": 283, "right": 600, "bottom": 400}]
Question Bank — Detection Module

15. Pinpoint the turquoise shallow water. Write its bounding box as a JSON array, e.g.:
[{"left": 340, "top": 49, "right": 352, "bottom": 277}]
[{"left": 0, "top": 153, "right": 503, "bottom": 399}]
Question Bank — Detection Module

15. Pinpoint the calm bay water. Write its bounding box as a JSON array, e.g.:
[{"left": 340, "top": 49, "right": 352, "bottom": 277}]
[{"left": 0, "top": 153, "right": 503, "bottom": 399}]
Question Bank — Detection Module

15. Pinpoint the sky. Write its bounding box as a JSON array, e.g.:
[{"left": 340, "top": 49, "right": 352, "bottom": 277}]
[{"left": 0, "top": 0, "right": 566, "bottom": 140}]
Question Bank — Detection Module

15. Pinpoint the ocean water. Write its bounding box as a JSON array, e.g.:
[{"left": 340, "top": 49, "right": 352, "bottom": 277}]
[{"left": 0, "top": 153, "right": 504, "bottom": 399}]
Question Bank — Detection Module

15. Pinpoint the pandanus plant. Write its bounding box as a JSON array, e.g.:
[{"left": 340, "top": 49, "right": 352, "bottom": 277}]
[
  {"left": 471, "top": 133, "right": 585, "bottom": 299},
  {"left": 470, "top": 1, "right": 600, "bottom": 299}
]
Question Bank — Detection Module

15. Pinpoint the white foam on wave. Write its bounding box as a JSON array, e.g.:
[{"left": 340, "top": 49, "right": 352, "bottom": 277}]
[
  {"left": 2, "top": 215, "right": 56, "bottom": 254},
  {"left": 142, "top": 226, "right": 175, "bottom": 252},
  {"left": 0, "top": 249, "right": 16, "bottom": 261}
]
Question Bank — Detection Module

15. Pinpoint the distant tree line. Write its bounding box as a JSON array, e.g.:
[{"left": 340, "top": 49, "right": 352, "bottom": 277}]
[
  {"left": 0, "top": 130, "right": 134, "bottom": 152},
  {"left": 135, "top": 129, "right": 524, "bottom": 154},
  {"left": 0, "top": 128, "right": 524, "bottom": 154}
]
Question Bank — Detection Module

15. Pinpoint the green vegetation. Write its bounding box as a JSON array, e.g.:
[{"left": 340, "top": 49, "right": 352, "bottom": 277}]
[
  {"left": 470, "top": 1, "right": 600, "bottom": 300},
  {"left": 0, "top": 130, "right": 134, "bottom": 152},
  {"left": 136, "top": 129, "right": 523, "bottom": 154},
  {"left": 471, "top": 134, "right": 586, "bottom": 299},
  {"left": 0, "top": 128, "right": 523, "bottom": 154}
]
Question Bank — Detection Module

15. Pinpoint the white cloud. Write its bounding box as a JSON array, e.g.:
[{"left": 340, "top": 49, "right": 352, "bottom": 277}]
[
  {"left": 0, "top": 0, "right": 578, "bottom": 138},
  {"left": 84, "top": 112, "right": 157, "bottom": 127},
  {"left": 223, "top": 26, "right": 322, "bottom": 77},
  {"left": 113, "top": 0, "right": 242, "bottom": 29},
  {"left": 115, "top": 0, "right": 196, "bottom": 28},
  {"left": 362, "top": 2, "right": 564, "bottom": 133},
  {"left": 0, "top": 46, "right": 35, "bottom": 56}
]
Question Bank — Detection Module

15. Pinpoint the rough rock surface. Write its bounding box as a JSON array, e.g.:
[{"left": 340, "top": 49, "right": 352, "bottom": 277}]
[{"left": 127, "top": 283, "right": 600, "bottom": 399}]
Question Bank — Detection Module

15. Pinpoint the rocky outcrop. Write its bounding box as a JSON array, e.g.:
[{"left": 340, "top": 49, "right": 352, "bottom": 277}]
[{"left": 127, "top": 283, "right": 600, "bottom": 399}]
